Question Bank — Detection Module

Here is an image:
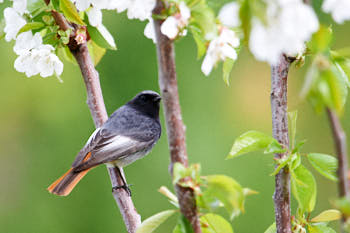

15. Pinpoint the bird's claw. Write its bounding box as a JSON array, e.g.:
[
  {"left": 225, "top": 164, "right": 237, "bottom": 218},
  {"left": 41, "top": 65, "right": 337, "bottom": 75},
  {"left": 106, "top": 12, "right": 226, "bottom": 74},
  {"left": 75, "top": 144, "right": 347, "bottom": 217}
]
[{"left": 112, "top": 184, "right": 133, "bottom": 196}]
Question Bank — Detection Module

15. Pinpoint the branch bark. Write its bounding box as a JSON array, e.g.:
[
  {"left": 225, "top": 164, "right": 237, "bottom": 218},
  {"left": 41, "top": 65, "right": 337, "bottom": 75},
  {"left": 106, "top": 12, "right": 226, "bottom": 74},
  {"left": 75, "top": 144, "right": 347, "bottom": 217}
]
[
  {"left": 44, "top": 1, "right": 141, "bottom": 232},
  {"left": 327, "top": 108, "right": 349, "bottom": 231},
  {"left": 153, "top": 1, "right": 201, "bottom": 232},
  {"left": 271, "top": 55, "right": 292, "bottom": 233}
]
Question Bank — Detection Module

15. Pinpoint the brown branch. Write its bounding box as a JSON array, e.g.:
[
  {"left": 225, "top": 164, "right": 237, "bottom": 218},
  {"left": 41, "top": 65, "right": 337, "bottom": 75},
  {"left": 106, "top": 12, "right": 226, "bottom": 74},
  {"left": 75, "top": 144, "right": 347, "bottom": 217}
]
[
  {"left": 327, "top": 108, "right": 349, "bottom": 231},
  {"left": 271, "top": 55, "right": 292, "bottom": 233},
  {"left": 44, "top": 1, "right": 141, "bottom": 232},
  {"left": 153, "top": 1, "right": 201, "bottom": 232}
]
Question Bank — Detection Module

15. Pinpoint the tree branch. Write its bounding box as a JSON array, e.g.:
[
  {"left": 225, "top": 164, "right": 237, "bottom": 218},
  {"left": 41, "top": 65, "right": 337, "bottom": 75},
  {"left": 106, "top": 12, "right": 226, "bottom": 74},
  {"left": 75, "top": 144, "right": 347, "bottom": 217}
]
[
  {"left": 44, "top": 1, "right": 141, "bottom": 232},
  {"left": 271, "top": 55, "right": 292, "bottom": 233},
  {"left": 326, "top": 108, "right": 349, "bottom": 231},
  {"left": 153, "top": 1, "right": 201, "bottom": 232}
]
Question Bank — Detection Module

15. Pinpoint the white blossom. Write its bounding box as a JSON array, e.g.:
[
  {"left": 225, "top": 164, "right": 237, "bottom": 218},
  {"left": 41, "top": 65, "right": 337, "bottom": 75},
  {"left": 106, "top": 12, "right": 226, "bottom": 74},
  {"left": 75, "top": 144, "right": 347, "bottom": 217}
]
[
  {"left": 218, "top": 2, "right": 240, "bottom": 28},
  {"left": 127, "top": 0, "right": 156, "bottom": 21},
  {"left": 144, "top": 18, "right": 156, "bottom": 43},
  {"left": 160, "top": 1, "right": 190, "bottom": 39},
  {"left": 12, "top": 0, "right": 27, "bottom": 15},
  {"left": 97, "top": 24, "right": 116, "bottom": 48},
  {"left": 3, "top": 7, "right": 26, "bottom": 42},
  {"left": 249, "top": 0, "right": 319, "bottom": 65},
  {"left": 322, "top": 0, "right": 350, "bottom": 24},
  {"left": 13, "top": 32, "right": 63, "bottom": 78},
  {"left": 201, "top": 28, "right": 240, "bottom": 76},
  {"left": 87, "top": 7, "right": 103, "bottom": 26},
  {"left": 37, "top": 52, "right": 64, "bottom": 77}
]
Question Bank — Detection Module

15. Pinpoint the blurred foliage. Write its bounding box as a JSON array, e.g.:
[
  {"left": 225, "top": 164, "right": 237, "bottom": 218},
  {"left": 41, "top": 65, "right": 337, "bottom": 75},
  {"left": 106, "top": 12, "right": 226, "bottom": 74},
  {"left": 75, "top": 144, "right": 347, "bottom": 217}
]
[{"left": 0, "top": 1, "right": 350, "bottom": 233}]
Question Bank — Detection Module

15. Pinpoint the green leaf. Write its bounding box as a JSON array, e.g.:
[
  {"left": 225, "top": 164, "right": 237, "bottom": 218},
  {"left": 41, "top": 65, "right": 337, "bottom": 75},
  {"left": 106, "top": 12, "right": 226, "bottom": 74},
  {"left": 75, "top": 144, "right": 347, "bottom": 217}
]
[
  {"left": 189, "top": 24, "right": 206, "bottom": 59},
  {"left": 173, "top": 215, "right": 194, "bottom": 233},
  {"left": 87, "top": 24, "right": 116, "bottom": 50},
  {"left": 308, "top": 224, "right": 336, "bottom": 233},
  {"left": 291, "top": 165, "right": 317, "bottom": 212},
  {"left": 203, "top": 175, "right": 245, "bottom": 219},
  {"left": 0, "top": 19, "right": 5, "bottom": 41},
  {"left": 307, "top": 153, "right": 338, "bottom": 181},
  {"left": 173, "top": 162, "right": 190, "bottom": 185},
  {"left": 60, "top": 0, "right": 86, "bottom": 26},
  {"left": 136, "top": 210, "right": 177, "bottom": 233},
  {"left": 27, "top": 0, "right": 47, "bottom": 13},
  {"left": 57, "top": 46, "right": 76, "bottom": 65},
  {"left": 17, "top": 22, "right": 45, "bottom": 35},
  {"left": 87, "top": 41, "right": 106, "bottom": 66},
  {"left": 190, "top": 2, "right": 217, "bottom": 38},
  {"left": 264, "top": 222, "right": 276, "bottom": 233},
  {"left": 264, "top": 140, "right": 286, "bottom": 154},
  {"left": 333, "top": 197, "right": 350, "bottom": 217},
  {"left": 200, "top": 214, "right": 234, "bottom": 233},
  {"left": 309, "top": 25, "right": 332, "bottom": 53},
  {"left": 51, "top": 0, "right": 60, "bottom": 11},
  {"left": 227, "top": 131, "right": 276, "bottom": 159},
  {"left": 311, "top": 209, "right": 341, "bottom": 222},
  {"left": 223, "top": 58, "right": 235, "bottom": 85},
  {"left": 271, "top": 153, "right": 296, "bottom": 176},
  {"left": 239, "top": 0, "right": 251, "bottom": 44},
  {"left": 288, "top": 111, "right": 298, "bottom": 148}
]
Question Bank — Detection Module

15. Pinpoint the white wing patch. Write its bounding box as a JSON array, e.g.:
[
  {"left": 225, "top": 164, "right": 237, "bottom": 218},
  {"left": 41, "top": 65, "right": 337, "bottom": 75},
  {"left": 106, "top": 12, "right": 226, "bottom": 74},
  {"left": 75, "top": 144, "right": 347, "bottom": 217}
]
[
  {"left": 99, "top": 135, "right": 134, "bottom": 153},
  {"left": 85, "top": 127, "right": 100, "bottom": 147}
]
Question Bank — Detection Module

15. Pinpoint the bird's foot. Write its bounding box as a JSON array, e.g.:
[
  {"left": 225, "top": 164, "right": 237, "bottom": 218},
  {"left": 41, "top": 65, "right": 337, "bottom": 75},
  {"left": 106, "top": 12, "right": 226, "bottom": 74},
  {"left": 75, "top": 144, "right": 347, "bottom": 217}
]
[{"left": 112, "top": 184, "right": 133, "bottom": 196}]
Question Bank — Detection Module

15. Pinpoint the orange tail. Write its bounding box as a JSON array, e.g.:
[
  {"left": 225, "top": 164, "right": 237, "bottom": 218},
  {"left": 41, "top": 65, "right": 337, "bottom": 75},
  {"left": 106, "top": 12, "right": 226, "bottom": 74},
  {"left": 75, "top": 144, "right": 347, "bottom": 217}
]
[{"left": 47, "top": 153, "right": 92, "bottom": 196}]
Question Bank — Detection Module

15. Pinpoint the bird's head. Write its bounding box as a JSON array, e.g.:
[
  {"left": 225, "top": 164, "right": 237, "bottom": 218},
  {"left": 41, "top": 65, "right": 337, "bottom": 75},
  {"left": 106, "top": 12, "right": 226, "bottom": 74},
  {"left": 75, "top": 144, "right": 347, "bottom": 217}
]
[{"left": 128, "top": 90, "right": 162, "bottom": 119}]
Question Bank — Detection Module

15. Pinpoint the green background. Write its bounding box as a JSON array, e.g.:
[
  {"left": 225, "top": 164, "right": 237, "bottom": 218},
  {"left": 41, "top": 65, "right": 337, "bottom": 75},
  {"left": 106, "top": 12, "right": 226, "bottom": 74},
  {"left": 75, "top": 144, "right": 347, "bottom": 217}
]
[{"left": 0, "top": 1, "right": 350, "bottom": 232}]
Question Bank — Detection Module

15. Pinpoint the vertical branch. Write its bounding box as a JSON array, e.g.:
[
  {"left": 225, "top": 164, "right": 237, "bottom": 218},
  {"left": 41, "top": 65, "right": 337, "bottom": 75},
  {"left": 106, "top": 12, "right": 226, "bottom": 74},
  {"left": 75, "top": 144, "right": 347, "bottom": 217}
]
[
  {"left": 271, "top": 55, "right": 292, "bottom": 233},
  {"left": 153, "top": 1, "right": 202, "bottom": 232},
  {"left": 69, "top": 31, "right": 141, "bottom": 233},
  {"left": 327, "top": 108, "right": 349, "bottom": 231},
  {"left": 44, "top": 2, "right": 141, "bottom": 232}
]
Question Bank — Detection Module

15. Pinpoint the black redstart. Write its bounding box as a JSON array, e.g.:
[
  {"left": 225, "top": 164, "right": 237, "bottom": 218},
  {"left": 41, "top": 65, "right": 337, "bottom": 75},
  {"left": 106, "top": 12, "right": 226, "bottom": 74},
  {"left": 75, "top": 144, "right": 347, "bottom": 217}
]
[{"left": 48, "top": 90, "right": 162, "bottom": 196}]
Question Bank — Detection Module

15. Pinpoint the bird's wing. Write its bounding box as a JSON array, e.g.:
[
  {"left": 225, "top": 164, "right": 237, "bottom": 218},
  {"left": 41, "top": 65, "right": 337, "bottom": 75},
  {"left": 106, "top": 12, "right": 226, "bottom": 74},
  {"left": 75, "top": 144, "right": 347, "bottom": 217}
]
[
  {"left": 72, "top": 128, "right": 154, "bottom": 172},
  {"left": 71, "top": 128, "right": 112, "bottom": 167}
]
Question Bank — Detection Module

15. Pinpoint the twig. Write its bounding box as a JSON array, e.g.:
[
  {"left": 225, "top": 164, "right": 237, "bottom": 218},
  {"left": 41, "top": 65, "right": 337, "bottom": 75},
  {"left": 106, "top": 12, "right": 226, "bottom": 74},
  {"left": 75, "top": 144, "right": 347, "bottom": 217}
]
[
  {"left": 271, "top": 55, "right": 292, "bottom": 233},
  {"left": 44, "top": 1, "right": 141, "bottom": 232},
  {"left": 153, "top": 1, "right": 202, "bottom": 232},
  {"left": 327, "top": 108, "right": 349, "bottom": 232}
]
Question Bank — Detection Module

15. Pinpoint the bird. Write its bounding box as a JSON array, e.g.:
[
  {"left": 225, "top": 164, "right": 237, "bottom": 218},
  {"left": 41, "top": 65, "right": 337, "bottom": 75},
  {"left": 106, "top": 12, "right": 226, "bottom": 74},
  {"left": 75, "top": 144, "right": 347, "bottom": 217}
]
[{"left": 47, "top": 90, "right": 162, "bottom": 196}]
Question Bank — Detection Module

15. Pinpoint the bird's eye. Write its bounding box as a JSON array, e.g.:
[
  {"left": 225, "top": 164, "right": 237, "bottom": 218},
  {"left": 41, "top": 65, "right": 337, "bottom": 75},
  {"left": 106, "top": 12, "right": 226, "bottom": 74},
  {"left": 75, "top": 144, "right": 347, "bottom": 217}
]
[{"left": 140, "top": 95, "right": 147, "bottom": 102}]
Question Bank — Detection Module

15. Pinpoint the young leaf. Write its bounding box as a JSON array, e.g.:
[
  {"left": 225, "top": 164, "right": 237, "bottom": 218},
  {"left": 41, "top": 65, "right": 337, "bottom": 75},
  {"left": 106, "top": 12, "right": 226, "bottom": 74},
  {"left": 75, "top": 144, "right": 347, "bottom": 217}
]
[
  {"left": 309, "top": 25, "right": 332, "bottom": 53},
  {"left": 136, "top": 210, "right": 177, "bottom": 233},
  {"left": 87, "top": 24, "right": 116, "bottom": 50},
  {"left": 203, "top": 175, "right": 245, "bottom": 219},
  {"left": 311, "top": 209, "right": 341, "bottom": 222},
  {"left": 27, "top": 0, "right": 47, "bottom": 13},
  {"left": 60, "top": 0, "right": 86, "bottom": 26},
  {"left": 264, "top": 140, "right": 286, "bottom": 154},
  {"left": 288, "top": 111, "right": 297, "bottom": 148},
  {"left": 0, "top": 19, "right": 5, "bottom": 40},
  {"left": 200, "top": 214, "right": 234, "bottom": 233},
  {"left": 227, "top": 131, "right": 276, "bottom": 159},
  {"left": 307, "top": 153, "right": 338, "bottom": 181},
  {"left": 333, "top": 197, "right": 350, "bottom": 217},
  {"left": 264, "top": 222, "right": 276, "bottom": 233},
  {"left": 223, "top": 58, "right": 235, "bottom": 86},
  {"left": 159, "top": 186, "right": 179, "bottom": 208},
  {"left": 173, "top": 162, "right": 190, "bottom": 185},
  {"left": 308, "top": 224, "right": 336, "bottom": 233},
  {"left": 189, "top": 25, "right": 206, "bottom": 59},
  {"left": 291, "top": 165, "right": 317, "bottom": 212},
  {"left": 18, "top": 22, "right": 45, "bottom": 35},
  {"left": 87, "top": 41, "right": 106, "bottom": 66},
  {"left": 173, "top": 215, "right": 194, "bottom": 233}
]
